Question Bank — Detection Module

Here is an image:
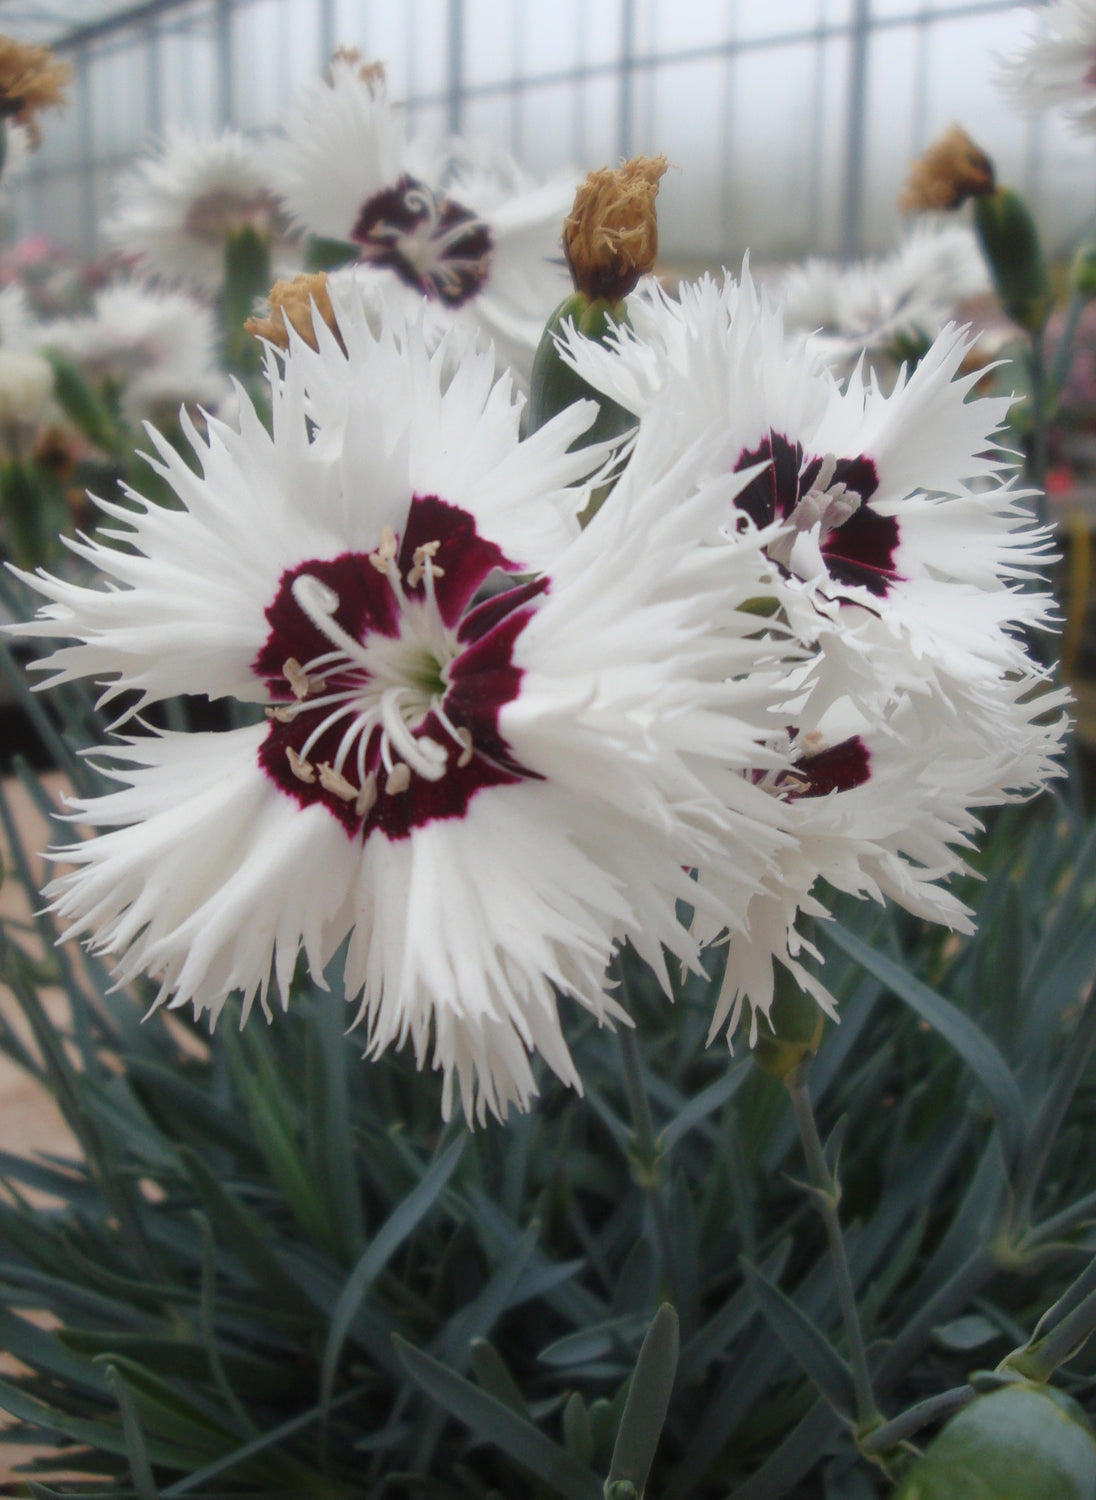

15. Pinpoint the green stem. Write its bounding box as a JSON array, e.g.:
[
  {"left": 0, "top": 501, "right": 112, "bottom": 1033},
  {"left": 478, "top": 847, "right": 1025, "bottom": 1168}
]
[
  {"left": 1013, "top": 982, "right": 1096, "bottom": 1229},
  {"left": 859, "top": 1385, "right": 976, "bottom": 1456},
  {"left": 786, "top": 1065, "right": 879, "bottom": 1429},
  {"left": 617, "top": 1026, "right": 677, "bottom": 1302},
  {"left": 1049, "top": 292, "right": 1086, "bottom": 401},
  {"left": 1027, "top": 330, "right": 1050, "bottom": 525}
]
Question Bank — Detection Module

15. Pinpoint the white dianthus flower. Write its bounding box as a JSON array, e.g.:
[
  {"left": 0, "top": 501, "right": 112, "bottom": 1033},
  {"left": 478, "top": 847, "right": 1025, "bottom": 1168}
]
[
  {"left": 105, "top": 129, "right": 294, "bottom": 294},
  {"left": 559, "top": 267, "right": 1068, "bottom": 1035},
  {"left": 268, "top": 55, "right": 575, "bottom": 386},
  {"left": 13, "top": 295, "right": 793, "bottom": 1123},
  {"left": 998, "top": 0, "right": 1096, "bottom": 130},
  {"left": 40, "top": 282, "right": 228, "bottom": 426},
  {"left": 775, "top": 222, "right": 992, "bottom": 374}
]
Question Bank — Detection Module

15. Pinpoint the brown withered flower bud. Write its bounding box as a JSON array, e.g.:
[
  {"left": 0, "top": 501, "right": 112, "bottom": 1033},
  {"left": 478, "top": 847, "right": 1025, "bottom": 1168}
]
[
  {"left": 246, "top": 273, "right": 345, "bottom": 354},
  {"left": 562, "top": 154, "right": 668, "bottom": 303},
  {"left": 327, "top": 47, "right": 386, "bottom": 90},
  {"left": 899, "top": 125, "right": 995, "bottom": 213},
  {"left": 0, "top": 36, "right": 72, "bottom": 149}
]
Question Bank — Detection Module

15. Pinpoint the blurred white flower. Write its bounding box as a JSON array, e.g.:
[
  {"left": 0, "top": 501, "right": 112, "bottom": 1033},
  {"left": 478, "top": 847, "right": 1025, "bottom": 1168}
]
[
  {"left": 40, "top": 282, "right": 228, "bottom": 426},
  {"left": 268, "top": 55, "right": 574, "bottom": 384},
  {"left": 105, "top": 130, "right": 294, "bottom": 294},
  {"left": 14, "top": 296, "right": 790, "bottom": 1122},
  {"left": 559, "top": 268, "right": 1067, "bottom": 1035},
  {"left": 0, "top": 283, "right": 36, "bottom": 350},
  {"left": 998, "top": 0, "right": 1096, "bottom": 130},
  {"left": 775, "top": 222, "right": 992, "bottom": 373},
  {"left": 0, "top": 346, "right": 52, "bottom": 432}
]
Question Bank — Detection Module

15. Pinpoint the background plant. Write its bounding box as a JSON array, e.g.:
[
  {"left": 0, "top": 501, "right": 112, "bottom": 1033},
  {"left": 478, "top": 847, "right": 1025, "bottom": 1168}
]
[{"left": 0, "top": 617, "right": 1094, "bottom": 1498}]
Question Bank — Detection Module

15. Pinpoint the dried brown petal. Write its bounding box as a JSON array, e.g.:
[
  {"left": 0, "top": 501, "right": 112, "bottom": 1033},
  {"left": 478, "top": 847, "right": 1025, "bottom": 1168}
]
[
  {"left": 562, "top": 154, "right": 668, "bottom": 303},
  {"left": 899, "top": 125, "right": 995, "bottom": 213},
  {"left": 0, "top": 35, "right": 72, "bottom": 149},
  {"left": 246, "top": 273, "right": 345, "bottom": 354}
]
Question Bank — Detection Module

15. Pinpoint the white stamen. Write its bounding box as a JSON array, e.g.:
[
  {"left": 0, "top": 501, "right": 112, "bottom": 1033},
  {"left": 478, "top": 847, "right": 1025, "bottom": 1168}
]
[
  {"left": 768, "top": 452, "right": 863, "bottom": 573},
  {"left": 292, "top": 574, "right": 375, "bottom": 672},
  {"left": 456, "top": 727, "right": 474, "bottom": 768},
  {"left": 380, "top": 687, "right": 447, "bottom": 781},
  {"left": 286, "top": 746, "right": 316, "bottom": 783}
]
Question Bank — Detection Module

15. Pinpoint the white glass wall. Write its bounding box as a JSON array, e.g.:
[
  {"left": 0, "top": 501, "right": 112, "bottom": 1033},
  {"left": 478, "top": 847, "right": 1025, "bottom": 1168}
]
[{"left": 5, "top": 0, "right": 1092, "bottom": 267}]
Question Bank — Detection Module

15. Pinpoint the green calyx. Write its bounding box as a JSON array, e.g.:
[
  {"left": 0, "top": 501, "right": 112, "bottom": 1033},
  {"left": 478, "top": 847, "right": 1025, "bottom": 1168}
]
[
  {"left": 973, "top": 188, "right": 1052, "bottom": 336},
  {"left": 753, "top": 975, "right": 825, "bottom": 1083},
  {"left": 891, "top": 1384, "right": 1096, "bottom": 1500},
  {"left": 526, "top": 292, "right": 638, "bottom": 450}
]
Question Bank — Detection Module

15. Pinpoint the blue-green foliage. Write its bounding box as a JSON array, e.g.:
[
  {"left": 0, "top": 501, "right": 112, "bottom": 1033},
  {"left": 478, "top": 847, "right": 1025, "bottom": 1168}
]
[{"left": 0, "top": 641, "right": 1095, "bottom": 1497}]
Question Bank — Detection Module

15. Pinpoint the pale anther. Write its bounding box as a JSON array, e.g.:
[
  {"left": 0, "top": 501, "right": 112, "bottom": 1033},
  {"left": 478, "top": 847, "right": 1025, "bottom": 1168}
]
[
  {"left": 266, "top": 704, "right": 301, "bottom": 724},
  {"left": 386, "top": 762, "right": 411, "bottom": 795},
  {"left": 814, "top": 452, "right": 838, "bottom": 494},
  {"left": 355, "top": 773, "right": 378, "bottom": 817},
  {"left": 287, "top": 746, "right": 316, "bottom": 783},
  {"left": 318, "top": 762, "right": 358, "bottom": 802},
  {"left": 456, "top": 727, "right": 474, "bottom": 768},
  {"left": 369, "top": 524, "right": 399, "bottom": 574},
  {"left": 283, "top": 657, "right": 311, "bottom": 700}
]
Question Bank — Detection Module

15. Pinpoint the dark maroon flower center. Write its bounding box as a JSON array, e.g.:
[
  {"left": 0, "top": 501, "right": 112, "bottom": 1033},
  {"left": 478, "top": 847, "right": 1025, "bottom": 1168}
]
[
  {"left": 755, "top": 732, "right": 871, "bottom": 801},
  {"left": 253, "top": 494, "right": 542, "bottom": 842},
  {"left": 734, "top": 431, "right": 900, "bottom": 598},
  {"left": 351, "top": 174, "right": 493, "bottom": 308}
]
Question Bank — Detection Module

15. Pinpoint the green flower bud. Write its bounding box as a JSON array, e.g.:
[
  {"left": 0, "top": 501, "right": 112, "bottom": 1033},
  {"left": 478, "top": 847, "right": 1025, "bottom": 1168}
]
[
  {"left": 891, "top": 1384, "right": 1096, "bottom": 1500},
  {"left": 1070, "top": 242, "right": 1096, "bottom": 301},
  {"left": 973, "top": 188, "right": 1052, "bottom": 335},
  {"left": 527, "top": 292, "right": 636, "bottom": 446}
]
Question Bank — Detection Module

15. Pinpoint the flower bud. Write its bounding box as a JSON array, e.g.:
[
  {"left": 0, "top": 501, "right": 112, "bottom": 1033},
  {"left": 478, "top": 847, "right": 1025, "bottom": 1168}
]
[
  {"left": 1071, "top": 241, "right": 1096, "bottom": 301},
  {"left": 562, "top": 155, "right": 667, "bottom": 304},
  {"left": 0, "top": 36, "right": 71, "bottom": 149},
  {"left": 891, "top": 1383, "right": 1096, "bottom": 1500},
  {"left": 246, "top": 272, "right": 343, "bottom": 353},
  {"left": 0, "top": 348, "right": 53, "bottom": 433},
  {"left": 973, "top": 187, "right": 1052, "bottom": 335},
  {"left": 898, "top": 124, "right": 995, "bottom": 213}
]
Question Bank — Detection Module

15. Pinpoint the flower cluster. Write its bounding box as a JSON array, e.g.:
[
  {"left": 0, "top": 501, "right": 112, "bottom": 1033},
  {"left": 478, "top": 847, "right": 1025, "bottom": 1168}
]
[
  {"left": 2, "top": 35, "right": 1069, "bottom": 1124},
  {"left": 11, "top": 256, "right": 1066, "bottom": 1119}
]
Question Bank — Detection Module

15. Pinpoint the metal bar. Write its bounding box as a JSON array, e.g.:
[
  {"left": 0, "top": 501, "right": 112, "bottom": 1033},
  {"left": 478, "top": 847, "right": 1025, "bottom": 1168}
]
[
  {"left": 75, "top": 41, "right": 97, "bottom": 253},
  {"left": 49, "top": 0, "right": 1016, "bottom": 57},
  {"left": 215, "top": 0, "right": 234, "bottom": 128},
  {"left": 446, "top": 0, "right": 464, "bottom": 136},
  {"left": 618, "top": 0, "right": 636, "bottom": 159},
  {"left": 319, "top": 0, "right": 335, "bottom": 66},
  {"left": 146, "top": 14, "right": 162, "bottom": 136},
  {"left": 839, "top": 0, "right": 870, "bottom": 259}
]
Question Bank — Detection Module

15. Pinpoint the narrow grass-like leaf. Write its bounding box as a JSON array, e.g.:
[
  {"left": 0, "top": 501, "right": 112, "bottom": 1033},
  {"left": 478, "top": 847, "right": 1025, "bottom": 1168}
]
[
  {"left": 829, "top": 923, "right": 1026, "bottom": 1167},
  {"left": 105, "top": 1364, "right": 161, "bottom": 1499},
  {"left": 468, "top": 1339, "right": 530, "bottom": 1417},
  {"left": 741, "top": 1260, "right": 856, "bottom": 1422},
  {"left": 229, "top": 1031, "right": 331, "bottom": 1250},
  {"left": 394, "top": 1336, "right": 602, "bottom": 1500},
  {"left": 1022, "top": 813, "right": 1096, "bottom": 1009},
  {"left": 175, "top": 1146, "right": 304, "bottom": 1308},
  {"left": 305, "top": 981, "right": 365, "bottom": 1262},
  {"left": 159, "top": 1384, "right": 370, "bottom": 1497},
  {"left": 320, "top": 1136, "right": 465, "bottom": 1415},
  {"left": 607, "top": 1303, "right": 679, "bottom": 1498}
]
